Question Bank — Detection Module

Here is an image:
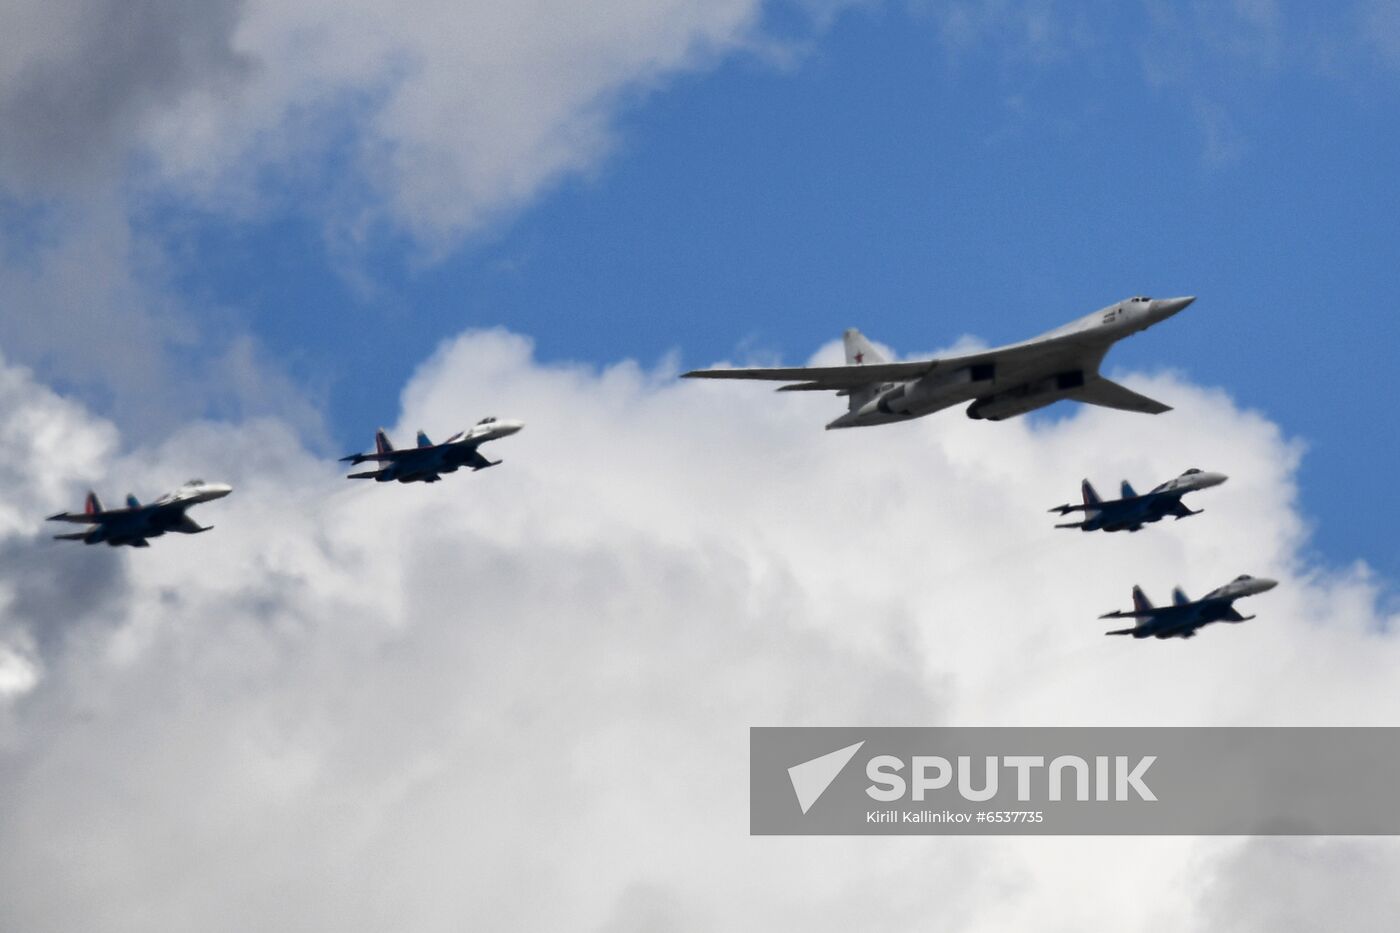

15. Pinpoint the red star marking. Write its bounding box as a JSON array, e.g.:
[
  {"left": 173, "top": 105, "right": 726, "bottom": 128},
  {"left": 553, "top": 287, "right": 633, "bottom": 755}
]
[{"left": 854, "top": 352, "right": 864, "bottom": 363}]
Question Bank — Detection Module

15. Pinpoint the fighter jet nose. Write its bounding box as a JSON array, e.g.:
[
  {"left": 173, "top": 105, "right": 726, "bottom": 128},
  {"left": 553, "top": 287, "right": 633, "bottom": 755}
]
[
  {"left": 1152, "top": 296, "right": 1196, "bottom": 319},
  {"left": 501, "top": 420, "right": 525, "bottom": 435},
  {"left": 207, "top": 483, "right": 234, "bottom": 498},
  {"left": 1202, "top": 472, "right": 1228, "bottom": 487},
  {"left": 1256, "top": 577, "right": 1278, "bottom": 592}
]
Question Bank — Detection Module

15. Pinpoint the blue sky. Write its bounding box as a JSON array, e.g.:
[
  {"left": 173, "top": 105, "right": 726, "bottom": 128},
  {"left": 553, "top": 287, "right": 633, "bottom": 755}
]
[{"left": 126, "top": 2, "right": 1399, "bottom": 576}]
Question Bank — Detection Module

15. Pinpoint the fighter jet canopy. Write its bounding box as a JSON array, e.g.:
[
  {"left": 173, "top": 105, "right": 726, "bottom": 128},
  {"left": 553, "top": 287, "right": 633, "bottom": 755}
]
[
  {"left": 477, "top": 417, "right": 497, "bottom": 425},
  {"left": 1233, "top": 574, "right": 1254, "bottom": 582},
  {"left": 1130, "top": 296, "right": 1152, "bottom": 302},
  {"left": 1183, "top": 468, "right": 1202, "bottom": 474}
]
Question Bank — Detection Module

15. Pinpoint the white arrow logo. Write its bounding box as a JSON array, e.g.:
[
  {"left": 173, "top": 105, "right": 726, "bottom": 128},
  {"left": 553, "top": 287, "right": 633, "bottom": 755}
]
[{"left": 787, "top": 741, "right": 865, "bottom": 814}]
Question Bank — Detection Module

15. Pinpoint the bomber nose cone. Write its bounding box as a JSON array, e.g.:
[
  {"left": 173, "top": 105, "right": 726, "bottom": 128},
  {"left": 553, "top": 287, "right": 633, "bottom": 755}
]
[{"left": 1152, "top": 296, "right": 1196, "bottom": 320}]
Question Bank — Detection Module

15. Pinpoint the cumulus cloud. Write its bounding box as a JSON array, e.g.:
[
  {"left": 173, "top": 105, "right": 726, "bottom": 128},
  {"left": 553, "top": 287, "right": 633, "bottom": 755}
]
[
  {"left": 0, "top": 330, "right": 1397, "bottom": 930},
  {"left": 0, "top": 0, "right": 816, "bottom": 243},
  {"left": 0, "top": 0, "right": 249, "bottom": 195}
]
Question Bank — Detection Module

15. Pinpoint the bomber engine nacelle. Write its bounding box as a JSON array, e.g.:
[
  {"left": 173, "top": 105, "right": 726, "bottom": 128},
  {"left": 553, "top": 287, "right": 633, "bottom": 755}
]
[
  {"left": 966, "top": 371, "right": 1085, "bottom": 421},
  {"left": 873, "top": 363, "right": 996, "bottom": 416}
]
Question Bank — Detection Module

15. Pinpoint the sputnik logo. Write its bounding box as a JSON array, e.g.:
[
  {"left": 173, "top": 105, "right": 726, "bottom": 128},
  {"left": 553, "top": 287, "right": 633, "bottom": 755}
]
[{"left": 787, "top": 741, "right": 865, "bottom": 814}]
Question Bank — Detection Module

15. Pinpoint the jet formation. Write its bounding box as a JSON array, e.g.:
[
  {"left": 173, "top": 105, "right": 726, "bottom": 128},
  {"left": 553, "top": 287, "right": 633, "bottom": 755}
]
[
  {"left": 683, "top": 296, "right": 1195, "bottom": 428},
  {"left": 1099, "top": 575, "right": 1278, "bottom": 639},
  {"left": 340, "top": 417, "right": 524, "bottom": 483},
  {"left": 1049, "top": 468, "right": 1228, "bottom": 533},
  {"left": 41, "top": 292, "right": 1279, "bottom": 641},
  {"left": 48, "top": 479, "right": 232, "bottom": 548}
]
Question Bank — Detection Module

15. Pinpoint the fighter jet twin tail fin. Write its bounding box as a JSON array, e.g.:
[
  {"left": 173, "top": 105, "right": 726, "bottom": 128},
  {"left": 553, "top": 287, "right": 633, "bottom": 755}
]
[
  {"left": 1047, "top": 480, "right": 1100, "bottom": 524},
  {"left": 1100, "top": 586, "right": 1154, "bottom": 635}
]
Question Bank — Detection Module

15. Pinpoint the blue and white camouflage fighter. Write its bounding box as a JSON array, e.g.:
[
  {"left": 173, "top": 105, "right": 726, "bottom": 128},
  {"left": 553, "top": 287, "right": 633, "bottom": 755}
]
[
  {"left": 1099, "top": 575, "right": 1278, "bottom": 639},
  {"left": 683, "top": 296, "right": 1195, "bottom": 428},
  {"left": 1049, "top": 468, "right": 1228, "bottom": 532},
  {"left": 47, "top": 480, "right": 233, "bottom": 548},
  {"left": 340, "top": 417, "right": 525, "bottom": 484}
]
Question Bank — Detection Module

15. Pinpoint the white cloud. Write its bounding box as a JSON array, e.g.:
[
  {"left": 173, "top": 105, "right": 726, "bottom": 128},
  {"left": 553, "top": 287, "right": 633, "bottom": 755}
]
[
  {"left": 0, "top": 0, "right": 814, "bottom": 245},
  {"left": 0, "top": 330, "right": 1397, "bottom": 930}
]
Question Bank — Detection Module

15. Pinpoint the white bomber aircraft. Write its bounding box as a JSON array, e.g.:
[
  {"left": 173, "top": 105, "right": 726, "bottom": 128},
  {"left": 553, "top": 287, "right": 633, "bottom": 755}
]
[{"left": 682, "top": 295, "right": 1195, "bottom": 428}]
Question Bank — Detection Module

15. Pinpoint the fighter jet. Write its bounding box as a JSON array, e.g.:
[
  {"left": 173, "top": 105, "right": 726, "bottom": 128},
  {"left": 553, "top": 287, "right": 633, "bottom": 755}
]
[
  {"left": 1049, "top": 468, "right": 1228, "bottom": 532},
  {"left": 682, "top": 296, "right": 1194, "bottom": 428},
  {"left": 341, "top": 417, "right": 524, "bottom": 483},
  {"left": 1099, "top": 575, "right": 1278, "bottom": 639},
  {"left": 47, "top": 479, "right": 233, "bottom": 548}
]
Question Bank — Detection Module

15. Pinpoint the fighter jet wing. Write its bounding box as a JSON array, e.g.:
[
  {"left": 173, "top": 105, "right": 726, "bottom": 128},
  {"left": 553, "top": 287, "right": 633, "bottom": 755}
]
[
  {"left": 1067, "top": 378, "right": 1171, "bottom": 415},
  {"left": 453, "top": 446, "right": 499, "bottom": 470}
]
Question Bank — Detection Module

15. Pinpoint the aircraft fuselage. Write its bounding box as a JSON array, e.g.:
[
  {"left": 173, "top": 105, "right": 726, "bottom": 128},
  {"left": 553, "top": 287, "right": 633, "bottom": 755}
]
[{"left": 829, "top": 296, "right": 1192, "bottom": 428}]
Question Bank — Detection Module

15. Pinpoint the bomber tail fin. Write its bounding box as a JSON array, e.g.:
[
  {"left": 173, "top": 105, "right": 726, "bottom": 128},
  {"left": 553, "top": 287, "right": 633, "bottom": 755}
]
[
  {"left": 842, "top": 329, "right": 889, "bottom": 413},
  {"left": 1132, "top": 585, "right": 1154, "bottom": 615},
  {"left": 1172, "top": 587, "right": 1191, "bottom": 607},
  {"left": 1120, "top": 480, "right": 1137, "bottom": 498},
  {"left": 843, "top": 328, "right": 887, "bottom": 366},
  {"left": 1082, "top": 480, "right": 1102, "bottom": 507},
  {"left": 85, "top": 491, "right": 103, "bottom": 516},
  {"left": 375, "top": 429, "right": 395, "bottom": 455},
  {"left": 416, "top": 430, "right": 433, "bottom": 448}
]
